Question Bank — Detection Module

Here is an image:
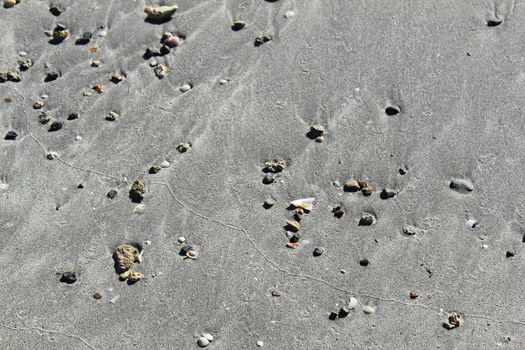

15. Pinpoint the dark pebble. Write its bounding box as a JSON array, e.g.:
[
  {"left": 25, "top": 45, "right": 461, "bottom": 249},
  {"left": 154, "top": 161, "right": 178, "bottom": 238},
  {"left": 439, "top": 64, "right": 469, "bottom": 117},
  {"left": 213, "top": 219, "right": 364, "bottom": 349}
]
[
  {"left": 75, "top": 32, "right": 92, "bottom": 45},
  {"left": 60, "top": 272, "right": 77, "bottom": 284},
  {"left": 93, "top": 292, "right": 102, "bottom": 299},
  {"left": 49, "top": 121, "right": 63, "bottom": 132},
  {"left": 179, "top": 243, "right": 195, "bottom": 256},
  {"left": 160, "top": 45, "right": 171, "bottom": 55},
  {"left": 359, "top": 258, "right": 369, "bottom": 266},
  {"left": 67, "top": 112, "right": 79, "bottom": 120},
  {"left": 231, "top": 20, "right": 246, "bottom": 31},
  {"left": 449, "top": 179, "right": 474, "bottom": 193},
  {"left": 39, "top": 112, "right": 51, "bottom": 124},
  {"left": 262, "top": 174, "right": 275, "bottom": 184},
  {"left": 506, "top": 251, "right": 516, "bottom": 258},
  {"left": 380, "top": 188, "right": 397, "bottom": 200},
  {"left": 328, "top": 312, "right": 338, "bottom": 321},
  {"left": 149, "top": 165, "right": 161, "bottom": 174},
  {"left": 49, "top": 6, "right": 63, "bottom": 16},
  {"left": 4, "top": 131, "right": 17, "bottom": 140},
  {"left": 77, "top": 184, "right": 84, "bottom": 189},
  {"left": 338, "top": 306, "right": 351, "bottom": 318},
  {"left": 44, "top": 71, "right": 60, "bottom": 82},
  {"left": 385, "top": 105, "right": 400, "bottom": 116},
  {"left": 107, "top": 189, "right": 118, "bottom": 199},
  {"left": 487, "top": 19, "right": 503, "bottom": 27},
  {"left": 313, "top": 247, "right": 325, "bottom": 257}
]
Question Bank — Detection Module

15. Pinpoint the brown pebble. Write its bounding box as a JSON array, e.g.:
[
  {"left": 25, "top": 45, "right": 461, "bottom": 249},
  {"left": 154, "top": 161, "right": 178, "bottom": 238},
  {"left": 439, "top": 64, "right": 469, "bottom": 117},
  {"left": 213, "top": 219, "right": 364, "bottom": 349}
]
[
  {"left": 344, "top": 179, "right": 361, "bottom": 192},
  {"left": 361, "top": 186, "right": 374, "bottom": 196},
  {"left": 130, "top": 180, "right": 146, "bottom": 201},
  {"left": 93, "top": 292, "right": 103, "bottom": 299},
  {"left": 286, "top": 242, "right": 299, "bottom": 249},
  {"left": 4, "top": 97, "right": 12, "bottom": 103},
  {"left": 409, "top": 291, "right": 419, "bottom": 299},
  {"left": 46, "top": 151, "right": 60, "bottom": 160},
  {"left": 92, "top": 85, "right": 104, "bottom": 94},
  {"left": 33, "top": 100, "right": 44, "bottom": 109},
  {"left": 332, "top": 205, "right": 346, "bottom": 218}
]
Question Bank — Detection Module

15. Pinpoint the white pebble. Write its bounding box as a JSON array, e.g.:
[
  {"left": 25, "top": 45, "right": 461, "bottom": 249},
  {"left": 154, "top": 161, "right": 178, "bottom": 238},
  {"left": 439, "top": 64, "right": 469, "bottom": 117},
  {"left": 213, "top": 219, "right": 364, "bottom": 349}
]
[
  {"left": 40, "top": 94, "right": 49, "bottom": 99},
  {"left": 347, "top": 297, "right": 358, "bottom": 309},
  {"left": 284, "top": 10, "right": 295, "bottom": 18},
  {"left": 145, "top": 240, "right": 151, "bottom": 245},
  {"left": 133, "top": 204, "right": 146, "bottom": 213},
  {"left": 178, "top": 237, "right": 186, "bottom": 243},
  {"left": 256, "top": 340, "right": 264, "bottom": 347},
  {"left": 18, "top": 51, "right": 28, "bottom": 57},
  {"left": 202, "top": 333, "right": 213, "bottom": 342},
  {"left": 97, "top": 30, "right": 107, "bottom": 37},
  {"left": 179, "top": 83, "right": 192, "bottom": 92},
  {"left": 482, "top": 244, "right": 488, "bottom": 249},
  {"left": 363, "top": 305, "right": 376, "bottom": 314},
  {"left": 160, "top": 160, "right": 170, "bottom": 168},
  {"left": 75, "top": 135, "right": 82, "bottom": 141},
  {"left": 466, "top": 219, "right": 478, "bottom": 229},
  {"left": 197, "top": 337, "right": 209, "bottom": 348},
  {"left": 219, "top": 79, "right": 229, "bottom": 85},
  {"left": 110, "top": 295, "right": 120, "bottom": 304}
]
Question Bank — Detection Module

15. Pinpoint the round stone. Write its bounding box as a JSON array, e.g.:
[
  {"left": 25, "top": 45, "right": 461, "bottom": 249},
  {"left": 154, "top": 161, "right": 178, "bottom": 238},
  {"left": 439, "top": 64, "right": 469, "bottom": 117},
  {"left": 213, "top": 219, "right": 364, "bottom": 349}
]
[
  {"left": 179, "top": 83, "right": 192, "bottom": 92},
  {"left": 160, "top": 160, "right": 170, "bottom": 168},
  {"left": 363, "top": 305, "right": 376, "bottom": 314},
  {"left": 313, "top": 247, "right": 324, "bottom": 257},
  {"left": 256, "top": 340, "right": 264, "bottom": 347},
  {"left": 75, "top": 135, "right": 82, "bottom": 141},
  {"left": 18, "top": 51, "right": 28, "bottom": 57},
  {"left": 178, "top": 237, "right": 186, "bottom": 243},
  {"left": 219, "top": 79, "right": 229, "bottom": 85},
  {"left": 197, "top": 337, "right": 209, "bottom": 348},
  {"left": 202, "top": 333, "right": 213, "bottom": 342}
]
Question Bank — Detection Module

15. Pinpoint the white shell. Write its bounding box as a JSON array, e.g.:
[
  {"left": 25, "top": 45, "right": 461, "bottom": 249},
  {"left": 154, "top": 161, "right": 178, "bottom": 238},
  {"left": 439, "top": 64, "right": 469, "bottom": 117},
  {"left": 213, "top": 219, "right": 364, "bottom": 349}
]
[
  {"left": 466, "top": 219, "right": 478, "bottom": 229},
  {"left": 347, "top": 297, "right": 358, "bottom": 309},
  {"left": 197, "top": 337, "right": 209, "bottom": 347},
  {"left": 289, "top": 198, "right": 315, "bottom": 211},
  {"left": 160, "top": 160, "right": 170, "bottom": 168},
  {"left": 202, "top": 333, "right": 213, "bottom": 342},
  {"left": 363, "top": 305, "right": 376, "bottom": 314},
  {"left": 256, "top": 340, "right": 264, "bottom": 347},
  {"left": 284, "top": 10, "right": 295, "bottom": 18}
]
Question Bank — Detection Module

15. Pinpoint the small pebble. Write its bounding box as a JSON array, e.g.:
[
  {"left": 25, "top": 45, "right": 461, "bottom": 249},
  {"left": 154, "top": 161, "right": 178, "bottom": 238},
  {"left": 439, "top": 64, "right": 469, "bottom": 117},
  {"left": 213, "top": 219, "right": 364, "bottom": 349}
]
[
  {"left": 347, "top": 297, "right": 358, "bottom": 309},
  {"left": 263, "top": 197, "right": 275, "bottom": 209},
  {"left": 450, "top": 178, "right": 474, "bottom": 193},
  {"left": 76, "top": 32, "right": 93, "bottom": 45},
  {"left": 154, "top": 64, "right": 168, "bottom": 79},
  {"left": 49, "top": 6, "right": 63, "bottom": 16},
  {"left": 402, "top": 225, "right": 418, "bottom": 236},
  {"left": 313, "top": 247, "right": 324, "bottom": 257},
  {"left": 47, "top": 151, "right": 60, "bottom": 160},
  {"left": 163, "top": 35, "right": 182, "bottom": 48},
  {"left": 97, "top": 30, "right": 107, "bottom": 37},
  {"left": 482, "top": 244, "right": 488, "bottom": 249},
  {"left": 385, "top": 105, "right": 401, "bottom": 116},
  {"left": 68, "top": 112, "right": 79, "bottom": 120},
  {"left": 93, "top": 292, "right": 102, "bottom": 299},
  {"left": 284, "top": 10, "right": 295, "bottom": 18},
  {"left": 3, "top": 0, "right": 16, "bottom": 8},
  {"left": 231, "top": 20, "right": 246, "bottom": 31},
  {"left": 332, "top": 205, "right": 346, "bottom": 218},
  {"left": 33, "top": 100, "right": 44, "bottom": 109},
  {"left": 160, "top": 160, "right": 170, "bottom": 168},
  {"left": 178, "top": 237, "right": 186, "bottom": 243},
  {"left": 18, "top": 51, "right": 27, "bottom": 57},
  {"left": 93, "top": 85, "right": 104, "bottom": 94},
  {"left": 60, "top": 272, "right": 77, "bottom": 284},
  {"left": 506, "top": 250, "right": 516, "bottom": 258},
  {"left": 286, "top": 220, "right": 301, "bottom": 232},
  {"left": 110, "top": 75, "right": 124, "bottom": 84},
  {"left": 359, "top": 212, "right": 376, "bottom": 226},
  {"left": 49, "top": 121, "right": 63, "bottom": 132},
  {"left": 40, "top": 94, "right": 48, "bottom": 99},
  {"left": 363, "top": 305, "right": 376, "bottom": 314},
  {"left": 110, "top": 295, "right": 120, "bottom": 304},
  {"left": 409, "top": 291, "right": 419, "bottom": 299},
  {"left": 45, "top": 71, "right": 60, "bottom": 82},
  {"left": 202, "top": 333, "right": 214, "bottom": 342},
  {"left": 361, "top": 185, "right": 374, "bottom": 196},
  {"left": 271, "top": 288, "right": 281, "bottom": 297},
  {"left": 466, "top": 219, "right": 478, "bottom": 229},
  {"left": 254, "top": 34, "right": 272, "bottom": 47},
  {"left": 359, "top": 258, "right": 369, "bottom": 267},
  {"left": 149, "top": 165, "right": 161, "bottom": 174},
  {"left": 176, "top": 142, "right": 192, "bottom": 153},
  {"left": 75, "top": 135, "right": 82, "bottom": 141},
  {"left": 107, "top": 189, "right": 118, "bottom": 199},
  {"left": 197, "top": 337, "right": 209, "bottom": 348},
  {"left": 344, "top": 179, "right": 360, "bottom": 192},
  {"left": 262, "top": 174, "right": 275, "bottom": 184},
  {"left": 380, "top": 188, "right": 397, "bottom": 199},
  {"left": 4, "top": 131, "right": 17, "bottom": 140},
  {"left": 106, "top": 111, "right": 119, "bottom": 121},
  {"left": 256, "top": 341, "right": 264, "bottom": 347},
  {"left": 91, "top": 60, "right": 102, "bottom": 67},
  {"left": 179, "top": 83, "right": 192, "bottom": 92},
  {"left": 219, "top": 79, "right": 229, "bottom": 85}
]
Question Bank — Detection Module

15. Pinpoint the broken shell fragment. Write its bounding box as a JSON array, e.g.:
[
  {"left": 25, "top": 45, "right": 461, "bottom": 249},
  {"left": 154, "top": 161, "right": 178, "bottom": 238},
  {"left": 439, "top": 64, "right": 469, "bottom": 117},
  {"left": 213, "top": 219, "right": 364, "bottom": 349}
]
[
  {"left": 289, "top": 198, "right": 315, "bottom": 212},
  {"left": 202, "top": 333, "right": 214, "bottom": 342},
  {"left": 144, "top": 5, "right": 178, "bottom": 21},
  {"left": 443, "top": 312, "right": 462, "bottom": 329},
  {"left": 363, "top": 305, "right": 376, "bottom": 314},
  {"left": 186, "top": 250, "right": 199, "bottom": 259},
  {"left": 347, "top": 297, "right": 358, "bottom": 309}
]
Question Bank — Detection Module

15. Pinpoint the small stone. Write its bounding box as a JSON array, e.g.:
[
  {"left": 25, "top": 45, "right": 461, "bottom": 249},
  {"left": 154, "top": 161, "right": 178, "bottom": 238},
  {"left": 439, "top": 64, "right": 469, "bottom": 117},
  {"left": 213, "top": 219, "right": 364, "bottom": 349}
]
[
  {"left": 443, "top": 312, "right": 462, "bottom": 329},
  {"left": 347, "top": 297, "right": 358, "bottom": 309},
  {"left": 361, "top": 186, "right": 374, "bottom": 196},
  {"left": 180, "top": 243, "right": 195, "bottom": 255},
  {"left": 289, "top": 232, "right": 302, "bottom": 243},
  {"left": 75, "top": 135, "right": 82, "bottom": 141},
  {"left": 313, "top": 247, "right": 324, "bottom": 257},
  {"left": 144, "top": 5, "right": 178, "bottom": 21},
  {"left": 107, "top": 189, "right": 118, "bottom": 199},
  {"left": 5, "top": 70, "right": 21, "bottom": 82},
  {"left": 92, "top": 85, "right": 104, "bottom": 94},
  {"left": 286, "top": 220, "right": 301, "bottom": 232},
  {"left": 487, "top": 19, "right": 503, "bottom": 27},
  {"left": 315, "top": 136, "right": 324, "bottom": 143},
  {"left": 344, "top": 179, "right": 360, "bottom": 192},
  {"left": 105, "top": 111, "right": 119, "bottom": 121},
  {"left": 127, "top": 271, "right": 144, "bottom": 282},
  {"left": 263, "top": 160, "right": 287, "bottom": 173},
  {"left": 380, "top": 188, "right": 397, "bottom": 199},
  {"left": 97, "top": 30, "right": 107, "bottom": 37},
  {"left": 231, "top": 20, "right": 246, "bottom": 31},
  {"left": 75, "top": 32, "right": 92, "bottom": 45},
  {"left": 219, "top": 79, "right": 229, "bottom": 85},
  {"left": 110, "top": 295, "right": 120, "bottom": 304},
  {"left": 49, "top": 6, "right": 63, "bottom": 16},
  {"left": 409, "top": 291, "right": 419, "bottom": 299},
  {"left": 18, "top": 58, "right": 33, "bottom": 71},
  {"left": 33, "top": 100, "right": 45, "bottom": 109},
  {"left": 83, "top": 90, "right": 93, "bottom": 96},
  {"left": 163, "top": 35, "right": 182, "bottom": 48},
  {"left": 263, "top": 197, "right": 275, "bottom": 209},
  {"left": 385, "top": 105, "right": 401, "bottom": 116},
  {"left": 130, "top": 180, "right": 146, "bottom": 202},
  {"left": 359, "top": 258, "right": 369, "bottom": 266},
  {"left": 254, "top": 34, "right": 272, "bottom": 47},
  {"left": 186, "top": 250, "right": 198, "bottom": 259},
  {"left": 110, "top": 75, "right": 124, "bottom": 84},
  {"left": 363, "top": 305, "right": 376, "bottom": 314},
  {"left": 284, "top": 10, "right": 295, "bottom": 18},
  {"left": 332, "top": 205, "right": 346, "bottom": 218},
  {"left": 149, "top": 165, "right": 161, "bottom": 174},
  {"left": 114, "top": 244, "right": 141, "bottom": 273},
  {"left": 399, "top": 166, "right": 408, "bottom": 175},
  {"left": 91, "top": 60, "right": 102, "bottom": 67},
  {"left": 359, "top": 212, "right": 376, "bottom": 226},
  {"left": 178, "top": 237, "right": 186, "bottom": 243},
  {"left": 197, "top": 337, "right": 209, "bottom": 348},
  {"left": 49, "top": 121, "right": 63, "bottom": 132},
  {"left": 154, "top": 64, "right": 168, "bottom": 79},
  {"left": 3, "top": 0, "right": 16, "bottom": 8},
  {"left": 506, "top": 250, "right": 516, "bottom": 258},
  {"left": 309, "top": 124, "right": 325, "bottom": 137},
  {"left": 4, "top": 131, "right": 17, "bottom": 140},
  {"left": 47, "top": 151, "right": 60, "bottom": 160},
  {"left": 256, "top": 341, "right": 264, "bottom": 347},
  {"left": 466, "top": 219, "right": 478, "bottom": 229},
  {"left": 60, "top": 272, "right": 77, "bottom": 284},
  {"left": 18, "top": 51, "right": 27, "bottom": 57},
  {"left": 271, "top": 288, "right": 281, "bottom": 297},
  {"left": 159, "top": 45, "right": 171, "bottom": 55},
  {"left": 202, "top": 333, "right": 213, "bottom": 342},
  {"left": 160, "top": 160, "right": 170, "bottom": 168},
  {"left": 77, "top": 183, "right": 84, "bottom": 189},
  {"left": 402, "top": 225, "right": 418, "bottom": 236},
  {"left": 52, "top": 25, "right": 69, "bottom": 43},
  {"left": 179, "top": 83, "right": 192, "bottom": 92},
  {"left": 176, "top": 142, "right": 192, "bottom": 153},
  {"left": 262, "top": 174, "right": 275, "bottom": 184},
  {"left": 67, "top": 112, "right": 79, "bottom": 120},
  {"left": 93, "top": 292, "right": 102, "bottom": 299},
  {"left": 333, "top": 180, "right": 341, "bottom": 187},
  {"left": 450, "top": 179, "right": 474, "bottom": 193},
  {"left": 286, "top": 242, "right": 299, "bottom": 249},
  {"left": 338, "top": 306, "right": 351, "bottom": 318},
  {"left": 149, "top": 59, "right": 159, "bottom": 67}
]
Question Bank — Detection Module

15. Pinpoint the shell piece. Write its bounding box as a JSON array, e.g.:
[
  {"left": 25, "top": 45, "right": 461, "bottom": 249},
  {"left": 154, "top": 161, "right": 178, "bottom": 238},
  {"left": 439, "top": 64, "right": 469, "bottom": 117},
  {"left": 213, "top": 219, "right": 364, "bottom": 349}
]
[
  {"left": 289, "top": 198, "right": 315, "bottom": 212},
  {"left": 347, "top": 297, "right": 358, "bottom": 309},
  {"left": 363, "top": 305, "right": 376, "bottom": 314},
  {"left": 145, "top": 5, "right": 178, "bottom": 20},
  {"left": 466, "top": 219, "right": 478, "bottom": 229}
]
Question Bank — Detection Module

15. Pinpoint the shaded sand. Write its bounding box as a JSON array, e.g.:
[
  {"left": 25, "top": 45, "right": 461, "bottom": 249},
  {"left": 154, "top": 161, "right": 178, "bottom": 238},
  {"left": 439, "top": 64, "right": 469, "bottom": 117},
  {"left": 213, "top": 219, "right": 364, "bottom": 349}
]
[{"left": 1, "top": 0, "right": 525, "bottom": 349}]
